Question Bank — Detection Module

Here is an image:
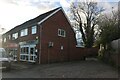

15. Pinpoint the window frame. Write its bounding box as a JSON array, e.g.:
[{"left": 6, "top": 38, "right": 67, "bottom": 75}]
[
  {"left": 8, "top": 35, "right": 11, "bottom": 40},
  {"left": 20, "top": 28, "right": 28, "bottom": 37},
  {"left": 3, "top": 37, "right": 6, "bottom": 42},
  {"left": 12, "top": 32, "right": 18, "bottom": 40},
  {"left": 31, "top": 26, "right": 37, "bottom": 34},
  {"left": 58, "top": 29, "right": 66, "bottom": 37}
]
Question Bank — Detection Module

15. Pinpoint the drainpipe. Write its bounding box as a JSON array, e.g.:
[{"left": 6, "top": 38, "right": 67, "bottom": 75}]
[{"left": 38, "top": 24, "right": 43, "bottom": 64}]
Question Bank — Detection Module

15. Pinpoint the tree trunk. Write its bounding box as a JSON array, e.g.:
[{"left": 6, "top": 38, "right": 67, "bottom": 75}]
[{"left": 79, "top": 23, "right": 86, "bottom": 44}]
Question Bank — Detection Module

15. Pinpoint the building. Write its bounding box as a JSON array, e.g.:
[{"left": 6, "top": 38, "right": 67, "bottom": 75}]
[
  {"left": 0, "top": 27, "right": 6, "bottom": 47},
  {"left": 2, "top": 7, "right": 79, "bottom": 64},
  {"left": 0, "top": 34, "right": 2, "bottom": 47}
]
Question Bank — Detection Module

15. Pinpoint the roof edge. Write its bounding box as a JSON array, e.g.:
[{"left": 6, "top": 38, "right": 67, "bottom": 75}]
[
  {"left": 2, "top": 7, "right": 62, "bottom": 35},
  {"left": 37, "top": 7, "right": 62, "bottom": 25}
]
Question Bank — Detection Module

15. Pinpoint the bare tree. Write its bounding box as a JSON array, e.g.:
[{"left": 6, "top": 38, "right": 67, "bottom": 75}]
[{"left": 70, "top": 1, "right": 104, "bottom": 48}]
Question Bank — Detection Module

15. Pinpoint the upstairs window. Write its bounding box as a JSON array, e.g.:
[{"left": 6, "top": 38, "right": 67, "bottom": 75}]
[
  {"left": 20, "top": 28, "right": 28, "bottom": 37},
  {"left": 8, "top": 35, "right": 11, "bottom": 40},
  {"left": 58, "top": 29, "right": 66, "bottom": 37},
  {"left": 12, "top": 33, "right": 18, "bottom": 40},
  {"left": 3, "top": 38, "right": 6, "bottom": 42},
  {"left": 32, "top": 26, "right": 37, "bottom": 34}
]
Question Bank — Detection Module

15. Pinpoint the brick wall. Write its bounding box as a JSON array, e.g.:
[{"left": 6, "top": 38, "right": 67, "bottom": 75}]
[
  {"left": 39, "top": 10, "right": 99, "bottom": 64},
  {"left": 40, "top": 10, "right": 72, "bottom": 64}
]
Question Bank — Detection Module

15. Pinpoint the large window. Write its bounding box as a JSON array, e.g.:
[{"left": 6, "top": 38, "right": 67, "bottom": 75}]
[
  {"left": 32, "top": 26, "right": 37, "bottom": 34},
  {"left": 58, "top": 29, "right": 66, "bottom": 37},
  {"left": 20, "top": 28, "right": 28, "bottom": 36},
  {"left": 20, "top": 47, "right": 29, "bottom": 61},
  {"left": 20, "top": 45, "right": 36, "bottom": 62},
  {"left": 12, "top": 33, "right": 18, "bottom": 40}
]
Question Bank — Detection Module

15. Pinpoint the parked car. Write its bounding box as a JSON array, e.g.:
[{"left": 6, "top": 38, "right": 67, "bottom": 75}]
[{"left": 0, "top": 48, "right": 11, "bottom": 71}]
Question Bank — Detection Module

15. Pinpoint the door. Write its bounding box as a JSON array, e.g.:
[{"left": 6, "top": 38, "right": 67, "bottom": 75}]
[
  {"left": 9, "top": 48, "right": 18, "bottom": 61},
  {"left": 20, "top": 45, "right": 29, "bottom": 61},
  {"left": 29, "top": 45, "right": 36, "bottom": 62}
]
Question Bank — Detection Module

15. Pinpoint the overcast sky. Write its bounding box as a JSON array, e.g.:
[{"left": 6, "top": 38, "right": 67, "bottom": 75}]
[{"left": 0, "top": 0, "right": 119, "bottom": 33}]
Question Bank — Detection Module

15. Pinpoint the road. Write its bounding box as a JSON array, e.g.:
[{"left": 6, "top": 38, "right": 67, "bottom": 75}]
[{"left": 2, "top": 58, "right": 119, "bottom": 78}]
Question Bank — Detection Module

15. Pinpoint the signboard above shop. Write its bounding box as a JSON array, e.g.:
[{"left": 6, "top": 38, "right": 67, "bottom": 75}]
[
  {"left": 7, "top": 43, "right": 18, "bottom": 48},
  {"left": 19, "top": 40, "right": 38, "bottom": 45}
]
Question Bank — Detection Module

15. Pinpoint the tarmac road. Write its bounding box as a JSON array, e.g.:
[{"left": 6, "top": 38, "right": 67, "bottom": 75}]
[{"left": 2, "top": 58, "right": 119, "bottom": 78}]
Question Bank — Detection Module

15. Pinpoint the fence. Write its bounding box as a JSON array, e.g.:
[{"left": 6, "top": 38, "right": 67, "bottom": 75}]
[
  {"left": 103, "top": 39, "right": 120, "bottom": 67},
  {"left": 110, "top": 39, "right": 120, "bottom": 67},
  {"left": 69, "top": 47, "right": 99, "bottom": 61}
]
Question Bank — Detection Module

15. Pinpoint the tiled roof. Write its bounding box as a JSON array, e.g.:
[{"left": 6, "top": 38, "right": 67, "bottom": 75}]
[
  {"left": 18, "top": 7, "right": 61, "bottom": 27},
  {"left": 4, "top": 7, "right": 61, "bottom": 35}
]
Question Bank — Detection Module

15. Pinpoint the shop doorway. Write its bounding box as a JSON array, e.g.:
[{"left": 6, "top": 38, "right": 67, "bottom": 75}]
[
  {"left": 8, "top": 48, "right": 18, "bottom": 61},
  {"left": 20, "top": 45, "right": 37, "bottom": 62}
]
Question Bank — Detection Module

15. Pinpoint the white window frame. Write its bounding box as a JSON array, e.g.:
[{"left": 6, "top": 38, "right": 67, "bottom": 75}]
[
  {"left": 58, "top": 29, "right": 66, "bottom": 37},
  {"left": 32, "top": 26, "right": 37, "bottom": 34},
  {"left": 12, "top": 33, "right": 18, "bottom": 40},
  {"left": 20, "top": 28, "right": 28, "bottom": 37},
  {"left": 8, "top": 35, "right": 11, "bottom": 40},
  {"left": 3, "top": 38, "right": 6, "bottom": 42}
]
